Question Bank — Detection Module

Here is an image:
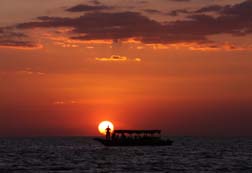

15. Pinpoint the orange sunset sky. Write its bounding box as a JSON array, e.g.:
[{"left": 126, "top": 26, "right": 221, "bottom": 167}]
[{"left": 0, "top": 0, "right": 252, "bottom": 136}]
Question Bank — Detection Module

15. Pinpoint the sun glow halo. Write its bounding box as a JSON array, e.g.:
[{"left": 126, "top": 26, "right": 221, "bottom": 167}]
[{"left": 98, "top": 121, "right": 114, "bottom": 135}]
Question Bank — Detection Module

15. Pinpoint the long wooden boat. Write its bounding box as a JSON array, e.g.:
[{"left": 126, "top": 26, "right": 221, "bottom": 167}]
[{"left": 94, "top": 129, "right": 173, "bottom": 146}]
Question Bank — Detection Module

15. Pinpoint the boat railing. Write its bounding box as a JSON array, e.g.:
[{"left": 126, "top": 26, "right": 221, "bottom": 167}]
[{"left": 109, "top": 130, "right": 161, "bottom": 141}]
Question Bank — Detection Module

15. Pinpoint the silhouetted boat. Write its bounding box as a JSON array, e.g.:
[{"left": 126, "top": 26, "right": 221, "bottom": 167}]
[{"left": 94, "top": 129, "right": 173, "bottom": 146}]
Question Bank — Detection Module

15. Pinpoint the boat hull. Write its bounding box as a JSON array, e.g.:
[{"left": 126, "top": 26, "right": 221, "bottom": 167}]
[{"left": 94, "top": 138, "right": 173, "bottom": 146}]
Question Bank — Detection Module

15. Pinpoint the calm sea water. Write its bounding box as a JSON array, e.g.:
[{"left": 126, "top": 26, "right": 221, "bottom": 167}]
[{"left": 0, "top": 137, "right": 251, "bottom": 172}]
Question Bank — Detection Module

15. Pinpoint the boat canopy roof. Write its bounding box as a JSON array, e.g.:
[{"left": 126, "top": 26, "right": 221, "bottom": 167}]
[{"left": 113, "top": 130, "right": 161, "bottom": 134}]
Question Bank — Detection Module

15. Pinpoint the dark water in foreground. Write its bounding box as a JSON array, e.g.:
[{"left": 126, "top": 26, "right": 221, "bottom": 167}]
[{"left": 0, "top": 137, "right": 251, "bottom": 172}]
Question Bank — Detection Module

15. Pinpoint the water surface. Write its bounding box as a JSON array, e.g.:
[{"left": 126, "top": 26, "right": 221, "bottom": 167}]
[{"left": 0, "top": 137, "right": 251, "bottom": 172}]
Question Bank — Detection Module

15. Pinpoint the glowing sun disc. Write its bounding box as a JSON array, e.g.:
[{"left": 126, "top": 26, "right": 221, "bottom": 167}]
[{"left": 98, "top": 121, "right": 114, "bottom": 135}]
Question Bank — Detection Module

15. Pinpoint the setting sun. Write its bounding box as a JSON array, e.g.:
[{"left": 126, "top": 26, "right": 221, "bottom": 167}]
[{"left": 98, "top": 121, "right": 114, "bottom": 135}]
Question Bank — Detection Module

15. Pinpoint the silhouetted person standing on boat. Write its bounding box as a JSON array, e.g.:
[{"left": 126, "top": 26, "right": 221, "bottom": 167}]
[{"left": 105, "top": 125, "right": 111, "bottom": 140}]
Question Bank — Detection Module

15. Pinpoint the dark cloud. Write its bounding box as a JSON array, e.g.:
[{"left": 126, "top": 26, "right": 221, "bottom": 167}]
[
  {"left": 0, "top": 29, "right": 26, "bottom": 38},
  {"left": 220, "top": 0, "right": 252, "bottom": 16},
  {"left": 18, "top": 12, "right": 163, "bottom": 40},
  {"left": 169, "top": 0, "right": 252, "bottom": 17},
  {"left": 195, "top": 5, "right": 224, "bottom": 13},
  {"left": 144, "top": 9, "right": 163, "bottom": 15},
  {"left": 167, "top": 9, "right": 190, "bottom": 16},
  {"left": 195, "top": 0, "right": 252, "bottom": 15},
  {"left": 192, "top": 0, "right": 252, "bottom": 36},
  {"left": 14, "top": 0, "right": 252, "bottom": 45},
  {"left": 66, "top": 4, "right": 112, "bottom": 12},
  {"left": 167, "top": 0, "right": 252, "bottom": 36},
  {"left": 0, "top": 40, "right": 37, "bottom": 48},
  {"left": 16, "top": 11, "right": 207, "bottom": 44},
  {"left": 0, "top": 29, "right": 40, "bottom": 48}
]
